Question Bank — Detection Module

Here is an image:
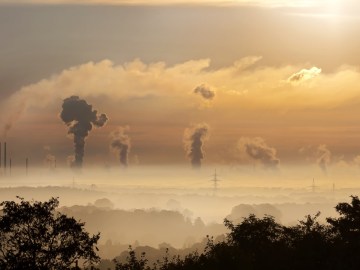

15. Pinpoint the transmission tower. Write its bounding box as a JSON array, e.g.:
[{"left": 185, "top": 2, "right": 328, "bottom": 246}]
[
  {"left": 310, "top": 178, "right": 318, "bottom": 193},
  {"left": 210, "top": 169, "right": 221, "bottom": 195}
]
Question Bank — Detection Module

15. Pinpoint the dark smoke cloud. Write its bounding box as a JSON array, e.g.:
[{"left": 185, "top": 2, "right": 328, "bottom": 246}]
[
  {"left": 193, "top": 84, "right": 215, "bottom": 100},
  {"left": 184, "top": 123, "right": 209, "bottom": 169},
  {"left": 316, "top": 144, "right": 331, "bottom": 175},
  {"left": 237, "top": 137, "right": 279, "bottom": 169},
  {"left": 110, "top": 126, "right": 131, "bottom": 167},
  {"left": 60, "top": 96, "right": 108, "bottom": 168}
]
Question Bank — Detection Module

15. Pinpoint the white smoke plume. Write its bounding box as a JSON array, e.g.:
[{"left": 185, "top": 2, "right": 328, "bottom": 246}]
[
  {"left": 237, "top": 137, "right": 280, "bottom": 169},
  {"left": 316, "top": 144, "right": 331, "bottom": 174},
  {"left": 110, "top": 126, "right": 131, "bottom": 167}
]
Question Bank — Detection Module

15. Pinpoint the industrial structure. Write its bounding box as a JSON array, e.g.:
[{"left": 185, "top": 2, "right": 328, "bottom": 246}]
[{"left": 210, "top": 169, "right": 221, "bottom": 195}]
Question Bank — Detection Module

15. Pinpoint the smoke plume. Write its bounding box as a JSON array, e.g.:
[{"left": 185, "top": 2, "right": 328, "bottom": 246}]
[
  {"left": 237, "top": 137, "right": 280, "bottom": 169},
  {"left": 110, "top": 126, "right": 131, "bottom": 167},
  {"left": 60, "top": 96, "right": 108, "bottom": 168},
  {"left": 44, "top": 154, "right": 56, "bottom": 169},
  {"left": 316, "top": 144, "right": 331, "bottom": 174},
  {"left": 193, "top": 84, "right": 215, "bottom": 100},
  {"left": 183, "top": 123, "right": 209, "bottom": 169}
]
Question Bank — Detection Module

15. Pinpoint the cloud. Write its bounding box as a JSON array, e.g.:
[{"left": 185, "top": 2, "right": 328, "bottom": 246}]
[
  {"left": 193, "top": 84, "right": 216, "bottom": 100},
  {"left": 0, "top": 58, "right": 211, "bottom": 136},
  {"left": 0, "top": 0, "right": 332, "bottom": 8},
  {"left": 287, "top": 67, "right": 322, "bottom": 84},
  {"left": 183, "top": 123, "right": 209, "bottom": 169},
  {"left": 2, "top": 57, "right": 360, "bottom": 143},
  {"left": 353, "top": 155, "right": 360, "bottom": 166},
  {"left": 236, "top": 137, "right": 280, "bottom": 168}
]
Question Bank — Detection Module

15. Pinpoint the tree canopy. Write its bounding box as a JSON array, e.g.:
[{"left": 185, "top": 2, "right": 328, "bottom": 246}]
[
  {"left": 0, "top": 197, "right": 100, "bottom": 270},
  {"left": 114, "top": 196, "right": 360, "bottom": 270}
]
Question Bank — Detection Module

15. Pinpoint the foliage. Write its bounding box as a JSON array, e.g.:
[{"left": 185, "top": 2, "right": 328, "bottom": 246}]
[
  {"left": 0, "top": 197, "right": 100, "bottom": 270},
  {"left": 113, "top": 196, "right": 360, "bottom": 270},
  {"left": 327, "top": 195, "right": 360, "bottom": 269},
  {"left": 114, "top": 246, "right": 149, "bottom": 270}
]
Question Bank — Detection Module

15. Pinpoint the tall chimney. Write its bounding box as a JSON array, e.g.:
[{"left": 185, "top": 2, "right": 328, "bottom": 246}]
[
  {"left": 4, "top": 142, "right": 6, "bottom": 171},
  {"left": 9, "top": 158, "right": 11, "bottom": 176},
  {"left": 0, "top": 142, "right": 2, "bottom": 169},
  {"left": 26, "top": 158, "right": 28, "bottom": 176}
]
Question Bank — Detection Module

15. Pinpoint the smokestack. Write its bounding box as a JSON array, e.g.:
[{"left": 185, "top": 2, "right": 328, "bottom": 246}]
[
  {"left": 9, "top": 158, "right": 11, "bottom": 177},
  {"left": 4, "top": 142, "right": 6, "bottom": 171},
  {"left": 0, "top": 142, "right": 2, "bottom": 169},
  {"left": 26, "top": 158, "right": 28, "bottom": 176}
]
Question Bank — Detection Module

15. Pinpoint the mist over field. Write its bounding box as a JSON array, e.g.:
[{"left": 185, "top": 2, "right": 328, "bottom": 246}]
[{"left": 1, "top": 164, "right": 359, "bottom": 260}]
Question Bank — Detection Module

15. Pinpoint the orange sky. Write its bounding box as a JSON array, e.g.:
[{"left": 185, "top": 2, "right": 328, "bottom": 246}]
[{"left": 1, "top": 2, "right": 360, "bottom": 170}]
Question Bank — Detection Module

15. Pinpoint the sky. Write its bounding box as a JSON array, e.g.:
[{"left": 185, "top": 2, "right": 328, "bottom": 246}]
[{"left": 1, "top": 0, "right": 360, "bottom": 171}]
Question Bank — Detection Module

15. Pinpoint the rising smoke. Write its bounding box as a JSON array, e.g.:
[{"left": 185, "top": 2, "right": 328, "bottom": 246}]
[
  {"left": 110, "top": 126, "right": 131, "bottom": 167},
  {"left": 316, "top": 144, "right": 331, "bottom": 175},
  {"left": 60, "top": 96, "right": 108, "bottom": 168},
  {"left": 193, "top": 84, "right": 215, "bottom": 100},
  {"left": 299, "top": 144, "right": 332, "bottom": 174},
  {"left": 44, "top": 154, "right": 56, "bottom": 169},
  {"left": 183, "top": 123, "right": 209, "bottom": 169},
  {"left": 237, "top": 137, "right": 280, "bottom": 169}
]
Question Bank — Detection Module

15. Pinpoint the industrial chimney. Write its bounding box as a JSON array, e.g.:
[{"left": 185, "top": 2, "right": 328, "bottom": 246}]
[
  {"left": 26, "top": 158, "right": 28, "bottom": 176},
  {"left": 4, "top": 142, "right": 6, "bottom": 172},
  {"left": 0, "top": 142, "right": 2, "bottom": 169}
]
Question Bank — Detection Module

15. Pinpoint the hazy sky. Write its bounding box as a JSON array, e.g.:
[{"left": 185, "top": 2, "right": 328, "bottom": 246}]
[{"left": 1, "top": 0, "right": 360, "bottom": 169}]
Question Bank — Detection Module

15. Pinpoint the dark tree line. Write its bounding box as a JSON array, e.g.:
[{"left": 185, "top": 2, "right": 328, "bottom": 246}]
[
  {"left": 2, "top": 196, "right": 360, "bottom": 269},
  {"left": 115, "top": 196, "right": 360, "bottom": 270}
]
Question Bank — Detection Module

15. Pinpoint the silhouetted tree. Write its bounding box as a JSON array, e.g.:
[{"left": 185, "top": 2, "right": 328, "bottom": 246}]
[
  {"left": 114, "top": 246, "right": 149, "bottom": 270},
  {"left": 0, "top": 197, "right": 100, "bottom": 269},
  {"left": 327, "top": 195, "right": 360, "bottom": 269},
  {"left": 287, "top": 212, "right": 333, "bottom": 270},
  {"left": 108, "top": 196, "right": 360, "bottom": 270}
]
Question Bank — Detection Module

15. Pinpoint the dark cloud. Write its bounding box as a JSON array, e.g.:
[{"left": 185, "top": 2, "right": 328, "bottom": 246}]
[
  {"left": 184, "top": 123, "right": 209, "bottom": 169},
  {"left": 237, "top": 137, "right": 279, "bottom": 169},
  {"left": 193, "top": 84, "right": 215, "bottom": 100},
  {"left": 110, "top": 126, "right": 131, "bottom": 167},
  {"left": 60, "top": 96, "right": 108, "bottom": 168}
]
